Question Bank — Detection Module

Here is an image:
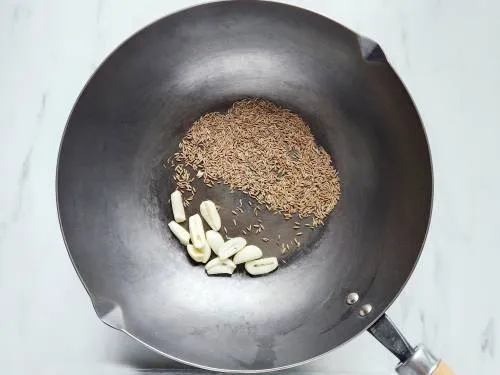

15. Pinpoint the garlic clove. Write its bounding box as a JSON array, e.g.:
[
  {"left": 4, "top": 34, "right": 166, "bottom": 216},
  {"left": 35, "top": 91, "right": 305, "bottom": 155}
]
[
  {"left": 205, "top": 257, "right": 236, "bottom": 275},
  {"left": 205, "top": 257, "right": 236, "bottom": 271},
  {"left": 168, "top": 221, "right": 190, "bottom": 245},
  {"left": 245, "top": 257, "right": 278, "bottom": 276},
  {"left": 206, "top": 264, "right": 236, "bottom": 275},
  {"left": 233, "top": 245, "right": 263, "bottom": 265},
  {"left": 189, "top": 214, "right": 206, "bottom": 249},
  {"left": 170, "top": 190, "right": 186, "bottom": 223},
  {"left": 200, "top": 200, "right": 221, "bottom": 231},
  {"left": 200, "top": 241, "right": 212, "bottom": 263},
  {"left": 218, "top": 237, "right": 247, "bottom": 260},
  {"left": 206, "top": 230, "right": 225, "bottom": 256},
  {"left": 187, "top": 242, "right": 211, "bottom": 263}
]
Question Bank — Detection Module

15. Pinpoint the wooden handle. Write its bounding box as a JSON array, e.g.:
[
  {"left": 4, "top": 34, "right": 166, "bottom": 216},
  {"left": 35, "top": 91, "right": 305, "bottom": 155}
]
[{"left": 432, "top": 361, "right": 454, "bottom": 375}]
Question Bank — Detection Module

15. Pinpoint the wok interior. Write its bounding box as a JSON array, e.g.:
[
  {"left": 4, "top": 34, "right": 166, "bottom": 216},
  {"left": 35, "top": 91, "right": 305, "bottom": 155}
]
[{"left": 57, "top": 1, "right": 432, "bottom": 371}]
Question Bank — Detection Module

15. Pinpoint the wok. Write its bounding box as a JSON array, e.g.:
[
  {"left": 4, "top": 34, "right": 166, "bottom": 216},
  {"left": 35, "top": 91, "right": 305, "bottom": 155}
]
[{"left": 57, "top": 1, "right": 451, "bottom": 374}]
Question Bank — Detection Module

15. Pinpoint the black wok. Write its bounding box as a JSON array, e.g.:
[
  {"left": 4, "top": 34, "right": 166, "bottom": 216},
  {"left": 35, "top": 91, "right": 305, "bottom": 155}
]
[{"left": 57, "top": 1, "right": 449, "bottom": 373}]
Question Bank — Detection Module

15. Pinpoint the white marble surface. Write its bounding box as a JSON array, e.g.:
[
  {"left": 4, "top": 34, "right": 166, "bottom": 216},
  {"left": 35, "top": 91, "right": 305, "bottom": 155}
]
[{"left": 1, "top": 0, "right": 499, "bottom": 374}]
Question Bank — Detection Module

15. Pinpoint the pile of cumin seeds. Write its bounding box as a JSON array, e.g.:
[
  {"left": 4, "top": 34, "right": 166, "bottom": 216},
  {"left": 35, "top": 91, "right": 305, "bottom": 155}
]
[{"left": 172, "top": 99, "right": 340, "bottom": 224}]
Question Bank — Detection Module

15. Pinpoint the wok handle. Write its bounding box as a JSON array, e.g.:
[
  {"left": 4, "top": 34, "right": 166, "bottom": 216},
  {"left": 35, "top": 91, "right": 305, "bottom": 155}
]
[
  {"left": 368, "top": 314, "right": 455, "bottom": 375},
  {"left": 395, "top": 346, "right": 454, "bottom": 375},
  {"left": 431, "top": 362, "right": 454, "bottom": 375}
]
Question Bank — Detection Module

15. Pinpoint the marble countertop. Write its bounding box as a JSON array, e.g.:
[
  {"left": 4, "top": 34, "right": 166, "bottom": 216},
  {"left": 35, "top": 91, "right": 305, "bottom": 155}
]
[{"left": 1, "top": 0, "right": 499, "bottom": 374}]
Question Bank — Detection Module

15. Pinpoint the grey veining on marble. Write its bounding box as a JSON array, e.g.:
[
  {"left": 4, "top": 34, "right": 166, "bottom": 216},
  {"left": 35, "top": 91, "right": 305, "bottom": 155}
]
[{"left": 1, "top": 0, "right": 499, "bottom": 374}]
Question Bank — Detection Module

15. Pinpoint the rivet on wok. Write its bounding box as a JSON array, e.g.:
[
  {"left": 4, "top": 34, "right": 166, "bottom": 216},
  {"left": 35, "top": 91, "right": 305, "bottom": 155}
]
[
  {"left": 359, "top": 304, "right": 373, "bottom": 317},
  {"left": 346, "top": 292, "right": 359, "bottom": 305}
]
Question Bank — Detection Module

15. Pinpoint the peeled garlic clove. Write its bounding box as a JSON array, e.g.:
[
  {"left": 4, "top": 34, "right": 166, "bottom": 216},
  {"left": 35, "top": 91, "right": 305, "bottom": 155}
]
[
  {"left": 205, "top": 257, "right": 236, "bottom": 275},
  {"left": 245, "top": 257, "right": 278, "bottom": 275},
  {"left": 206, "top": 264, "right": 236, "bottom": 275},
  {"left": 189, "top": 214, "right": 206, "bottom": 249},
  {"left": 170, "top": 190, "right": 186, "bottom": 223},
  {"left": 187, "top": 242, "right": 211, "bottom": 263},
  {"left": 218, "top": 237, "right": 247, "bottom": 260},
  {"left": 200, "top": 200, "right": 221, "bottom": 231},
  {"left": 233, "top": 245, "right": 263, "bottom": 265},
  {"left": 200, "top": 241, "right": 212, "bottom": 263},
  {"left": 206, "top": 230, "right": 225, "bottom": 256},
  {"left": 168, "top": 221, "right": 190, "bottom": 245},
  {"left": 205, "top": 257, "right": 236, "bottom": 271}
]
